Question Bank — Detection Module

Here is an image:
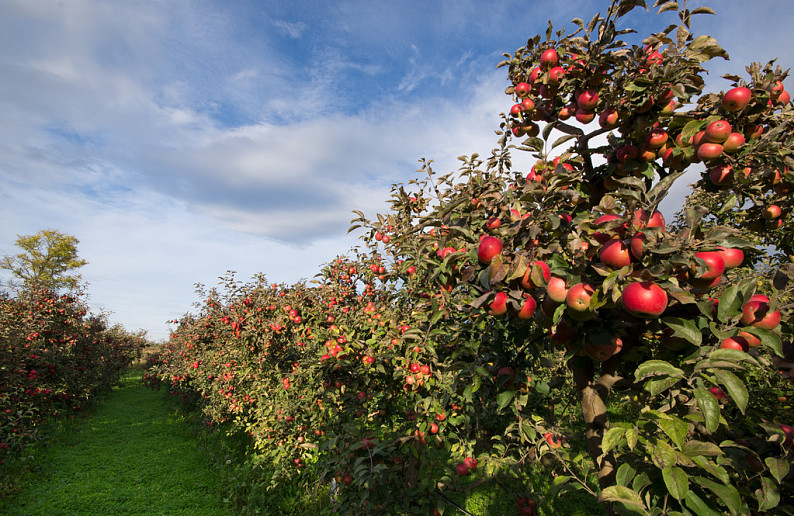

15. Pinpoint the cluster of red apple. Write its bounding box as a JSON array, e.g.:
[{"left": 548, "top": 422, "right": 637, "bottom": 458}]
[
  {"left": 454, "top": 456, "right": 478, "bottom": 476},
  {"left": 516, "top": 495, "right": 537, "bottom": 515},
  {"left": 475, "top": 202, "right": 767, "bottom": 361}
]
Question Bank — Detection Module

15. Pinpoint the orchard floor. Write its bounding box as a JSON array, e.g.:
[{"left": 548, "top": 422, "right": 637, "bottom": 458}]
[{"left": 0, "top": 368, "right": 234, "bottom": 516}]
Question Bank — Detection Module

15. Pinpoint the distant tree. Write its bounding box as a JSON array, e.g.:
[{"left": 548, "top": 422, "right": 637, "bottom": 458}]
[{"left": 1, "top": 229, "right": 88, "bottom": 293}]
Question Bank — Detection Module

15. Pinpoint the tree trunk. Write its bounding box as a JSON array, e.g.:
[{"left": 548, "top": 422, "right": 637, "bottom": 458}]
[{"left": 569, "top": 355, "right": 622, "bottom": 511}]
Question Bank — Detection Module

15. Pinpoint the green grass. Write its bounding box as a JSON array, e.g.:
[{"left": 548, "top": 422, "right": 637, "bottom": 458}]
[{"left": 0, "top": 368, "right": 234, "bottom": 516}]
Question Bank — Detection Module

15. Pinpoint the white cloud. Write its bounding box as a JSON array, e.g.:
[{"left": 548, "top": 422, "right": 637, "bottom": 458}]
[{"left": 1, "top": 0, "right": 793, "bottom": 342}]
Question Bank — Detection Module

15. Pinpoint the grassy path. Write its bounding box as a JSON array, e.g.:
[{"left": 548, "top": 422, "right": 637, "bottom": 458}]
[{"left": 1, "top": 368, "right": 234, "bottom": 516}]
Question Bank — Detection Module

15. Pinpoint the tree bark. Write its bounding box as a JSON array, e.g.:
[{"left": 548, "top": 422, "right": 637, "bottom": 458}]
[{"left": 569, "top": 355, "right": 621, "bottom": 510}]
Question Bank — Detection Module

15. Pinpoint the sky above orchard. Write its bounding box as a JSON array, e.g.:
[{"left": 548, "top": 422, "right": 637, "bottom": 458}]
[{"left": 1, "top": 0, "right": 793, "bottom": 341}]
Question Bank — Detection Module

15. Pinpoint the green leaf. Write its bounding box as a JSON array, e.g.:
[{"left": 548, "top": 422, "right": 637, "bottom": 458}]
[
  {"left": 650, "top": 440, "right": 678, "bottom": 469},
  {"left": 690, "top": 6, "right": 715, "bottom": 15},
  {"left": 684, "top": 490, "right": 723, "bottom": 516},
  {"left": 496, "top": 390, "right": 515, "bottom": 411},
  {"left": 716, "top": 284, "right": 744, "bottom": 322},
  {"left": 551, "top": 134, "right": 577, "bottom": 150},
  {"left": 602, "top": 427, "right": 627, "bottom": 454},
  {"left": 682, "top": 441, "right": 724, "bottom": 457},
  {"left": 542, "top": 121, "right": 556, "bottom": 141},
  {"left": 662, "top": 466, "right": 689, "bottom": 500},
  {"left": 625, "top": 427, "right": 638, "bottom": 451},
  {"left": 646, "top": 376, "right": 681, "bottom": 397},
  {"left": 598, "top": 486, "right": 648, "bottom": 513},
  {"left": 635, "top": 360, "right": 685, "bottom": 381},
  {"left": 616, "top": 463, "right": 636, "bottom": 487},
  {"left": 694, "top": 387, "right": 720, "bottom": 433},
  {"left": 692, "top": 476, "right": 742, "bottom": 516},
  {"left": 691, "top": 456, "right": 729, "bottom": 484},
  {"left": 658, "top": 417, "right": 689, "bottom": 449},
  {"left": 712, "top": 369, "right": 748, "bottom": 414},
  {"left": 656, "top": 1, "right": 678, "bottom": 14},
  {"left": 756, "top": 476, "right": 780, "bottom": 511},
  {"left": 765, "top": 456, "right": 790, "bottom": 484},
  {"left": 741, "top": 326, "right": 783, "bottom": 357},
  {"left": 662, "top": 317, "right": 702, "bottom": 346}
]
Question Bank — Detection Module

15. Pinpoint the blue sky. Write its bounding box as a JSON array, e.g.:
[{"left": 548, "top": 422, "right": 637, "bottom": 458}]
[{"left": 1, "top": 0, "right": 793, "bottom": 341}]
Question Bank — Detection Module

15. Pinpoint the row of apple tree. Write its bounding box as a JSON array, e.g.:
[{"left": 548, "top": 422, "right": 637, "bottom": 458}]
[
  {"left": 146, "top": 1, "right": 794, "bottom": 514},
  {"left": 0, "top": 288, "right": 146, "bottom": 461}
]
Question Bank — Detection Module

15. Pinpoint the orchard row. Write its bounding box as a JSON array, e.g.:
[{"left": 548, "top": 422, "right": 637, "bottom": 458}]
[
  {"left": 0, "top": 289, "right": 145, "bottom": 460},
  {"left": 147, "top": 2, "right": 794, "bottom": 514}
]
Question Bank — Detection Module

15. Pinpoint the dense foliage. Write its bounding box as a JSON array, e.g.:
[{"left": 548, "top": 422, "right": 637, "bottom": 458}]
[
  {"left": 0, "top": 288, "right": 145, "bottom": 462},
  {"left": 147, "top": 1, "right": 794, "bottom": 514}
]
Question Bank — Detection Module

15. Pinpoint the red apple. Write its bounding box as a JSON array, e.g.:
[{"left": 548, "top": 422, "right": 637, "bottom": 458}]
[
  {"left": 455, "top": 463, "right": 469, "bottom": 476},
  {"left": 540, "top": 48, "right": 559, "bottom": 69},
  {"left": 516, "top": 296, "right": 537, "bottom": 319},
  {"left": 546, "top": 276, "right": 568, "bottom": 303},
  {"left": 722, "top": 132, "right": 745, "bottom": 154},
  {"left": 721, "top": 336, "right": 749, "bottom": 352},
  {"left": 709, "top": 386, "right": 727, "bottom": 400},
  {"left": 486, "top": 217, "right": 502, "bottom": 230},
  {"left": 575, "top": 107, "right": 595, "bottom": 124},
  {"left": 738, "top": 330, "right": 762, "bottom": 348},
  {"left": 708, "top": 165, "right": 733, "bottom": 186},
  {"left": 630, "top": 232, "right": 646, "bottom": 260},
  {"left": 463, "top": 457, "right": 478, "bottom": 470},
  {"left": 599, "top": 239, "right": 632, "bottom": 268},
  {"left": 515, "top": 82, "right": 531, "bottom": 98},
  {"left": 521, "top": 261, "right": 551, "bottom": 289},
  {"left": 722, "top": 87, "right": 752, "bottom": 112},
  {"left": 632, "top": 209, "right": 665, "bottom": 230},
  {"left": 586, "top": 335, "right": 623, "bottom": 362},
  {"left": 577, "top": 89, "right": 599, "bottom": 110},
  {"left": 694, "top": 251, "right": 725, "bottom": 280},
  {"left": 489, "top": 292, "right": 509, "bottom": 316},
  {"left": 497, "top": 367, "right": 517, "bottom": 386},
  {"left": 697, "top": 143, "right": 723, "bottom": 161},
  {"left": 763, "top": 205, "right": 782, "bottom": 220},
  {"left": 741, "top": 298, "right": 781, "bottom": 329},
  {"left": 599, "top": 108, "right": 619, "bottom": 128},
  {"left": 616, "top": 145, "right": 639, "bottom": 163},
  {"left": 646, "top": 128, "right": 668, "bottom": 149},
  {"left": 544, "top": 432, "right": 563, "bottom": 449},
  {"left": 566, "top": 283, "right": 595, "bottom": 315},
  {"left": 478, "top": 236, "right": 503, "bottom": 264},
  {"left": 621, "top": 281, "right": 668, "bottom": 318},
  {"left": 716, "top": 246, "right": 744, "bottom": 269},
  {"left": 704, "top": 120, "right": 732, "bottom": 143}
]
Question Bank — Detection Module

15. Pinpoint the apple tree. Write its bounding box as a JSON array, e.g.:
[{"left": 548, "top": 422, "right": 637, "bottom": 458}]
[{"left": 353, "top": 0, "right": 794, "bottom": 513}]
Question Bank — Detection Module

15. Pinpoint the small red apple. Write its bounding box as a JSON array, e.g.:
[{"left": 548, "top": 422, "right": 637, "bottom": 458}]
[
  {"left": 540, "top": 48, "right": 559, "bottom": 69},
  {"left": 763, "top": 205, "right": 782, "bottom": 220},
  {"left": 715, "top": 246, "right": 744, "bottom": 269},
  {"left": 722, "top": 132, "right": 745, "bottom": 154},
  {"left": 694, "top": 251, "right": 725, "bottom": 280},
  {"left": 722, "top": 87, "right": 752, "bottom": 112},
  {"left": 721, "top": 336, "right": 749, "bottom": 352},
  {"left": 704, "top": 120, "right": 732, "bottom": 143},
  {"left": 478, "top": 236, "right": 503, "bottom": 264},
  {"left": 621, "top": 281, "right": 668, "bottom": 318},
  {"left": 516, "top": 296, "right": 537, "bottom": 319},
  {"left": 741, "top": 298, "right": 781, "bottom": 329},
  {"left": 521, "top": 261, "right": 551, "bottom": 289},
  {"left": 546, "top": 276, "right": 568, "bottom": 303},
  {"left": 599, "top": 239, "right": 632, "bottom": 268},
  {"left": 697, "top": 143, "right": 723, "bottom": 161},
  {"left": 489, "top": 292, "right": 509, "bottom": 316},
  {"left": 515, "top": 82, "right": 531, "bottom": 98},
  {"left": 566, "top": 282, "right": 594, "bottom": 313}
]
